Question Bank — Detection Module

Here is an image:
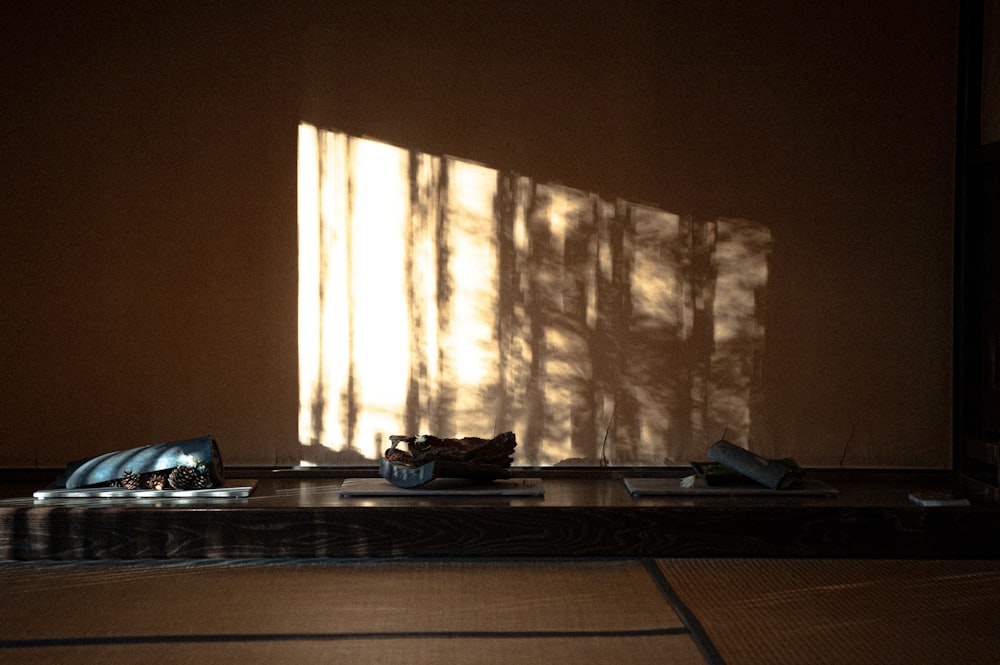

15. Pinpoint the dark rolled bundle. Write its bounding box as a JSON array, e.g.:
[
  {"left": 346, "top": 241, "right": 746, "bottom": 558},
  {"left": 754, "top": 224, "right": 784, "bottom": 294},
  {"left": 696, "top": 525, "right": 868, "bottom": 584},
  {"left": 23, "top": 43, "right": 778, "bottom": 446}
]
[{"left": 707, "top": 439, "right": 802, "bottom": 490}]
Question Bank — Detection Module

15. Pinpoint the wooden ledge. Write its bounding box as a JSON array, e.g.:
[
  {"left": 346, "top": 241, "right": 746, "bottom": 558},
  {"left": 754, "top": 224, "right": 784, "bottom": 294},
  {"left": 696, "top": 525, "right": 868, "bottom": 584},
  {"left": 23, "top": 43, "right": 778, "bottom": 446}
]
[{"left": 1, "top": 469, "right": 997, "bottom": 560}]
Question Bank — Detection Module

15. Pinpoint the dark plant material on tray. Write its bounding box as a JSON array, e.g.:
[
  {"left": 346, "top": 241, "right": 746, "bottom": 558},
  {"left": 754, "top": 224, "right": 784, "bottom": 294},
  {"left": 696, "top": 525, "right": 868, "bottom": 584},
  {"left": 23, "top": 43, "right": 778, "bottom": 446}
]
[
  {"left": 384, "top": 432, "right": 516, "bottom": 468},
  {"left": 381, "top": 432, "right": 518, "bottom": 489}
]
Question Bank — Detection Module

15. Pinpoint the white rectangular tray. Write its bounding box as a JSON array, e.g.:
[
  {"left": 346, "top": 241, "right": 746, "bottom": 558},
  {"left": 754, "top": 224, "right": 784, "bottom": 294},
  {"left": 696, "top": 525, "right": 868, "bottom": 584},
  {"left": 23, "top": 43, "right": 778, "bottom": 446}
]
[{"left": 34, "top": 482, "right": 256, "bottom": 500}]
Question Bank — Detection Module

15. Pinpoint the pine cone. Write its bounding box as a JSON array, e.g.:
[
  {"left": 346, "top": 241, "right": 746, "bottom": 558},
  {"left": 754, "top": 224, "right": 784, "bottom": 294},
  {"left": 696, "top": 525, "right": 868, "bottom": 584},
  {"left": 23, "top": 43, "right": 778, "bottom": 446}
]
[
  {"left": 168, "top": 464, "right": 212, "bottom": 490},
  {"left": 145, "top": 473, "right": 168, "bottom": 490},
  {"left": 119, "top": 470, "right": 142, "bottom": 490}
]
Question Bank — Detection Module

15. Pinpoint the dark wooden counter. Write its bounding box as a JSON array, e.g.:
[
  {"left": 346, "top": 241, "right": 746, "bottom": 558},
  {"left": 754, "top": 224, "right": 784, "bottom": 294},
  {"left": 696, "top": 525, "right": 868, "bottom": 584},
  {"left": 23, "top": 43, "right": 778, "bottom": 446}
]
[{"left": 1, "top": 469, "right": 997, "bottom": 560}]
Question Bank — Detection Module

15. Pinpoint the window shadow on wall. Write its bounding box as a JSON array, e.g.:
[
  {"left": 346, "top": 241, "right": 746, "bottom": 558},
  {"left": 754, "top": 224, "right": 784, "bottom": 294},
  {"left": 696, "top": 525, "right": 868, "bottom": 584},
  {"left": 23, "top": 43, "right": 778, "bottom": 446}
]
[{"left": 298, "top": 124, "right": 771, "bottom": 466}]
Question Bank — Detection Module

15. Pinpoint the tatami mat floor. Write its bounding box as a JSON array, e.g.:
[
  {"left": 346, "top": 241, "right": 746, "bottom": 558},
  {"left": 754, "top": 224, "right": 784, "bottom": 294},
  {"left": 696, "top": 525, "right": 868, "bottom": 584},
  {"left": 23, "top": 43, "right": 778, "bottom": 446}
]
[
  {"left": 658, "top": 558, "right": 1000, "bottom": 665},
  {"left": 1, "top": 558, "right": 997, "bottom": 664}
]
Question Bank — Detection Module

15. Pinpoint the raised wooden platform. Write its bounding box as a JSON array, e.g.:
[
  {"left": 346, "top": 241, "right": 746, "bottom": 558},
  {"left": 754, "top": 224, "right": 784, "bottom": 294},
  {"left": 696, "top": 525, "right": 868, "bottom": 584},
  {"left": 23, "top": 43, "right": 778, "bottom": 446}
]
[{"left": 1, "top": 469, "right": 998, "bottom": 560}]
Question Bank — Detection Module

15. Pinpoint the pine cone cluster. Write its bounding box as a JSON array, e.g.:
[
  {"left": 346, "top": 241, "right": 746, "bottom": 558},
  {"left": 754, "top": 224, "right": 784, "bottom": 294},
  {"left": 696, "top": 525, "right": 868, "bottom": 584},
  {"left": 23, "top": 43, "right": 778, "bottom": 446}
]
[
  {"left": 110, "top": 462, "right": 214, "bottom": 491},
  {"left": 120, "top": 470, "right": 143, "bottom": 490},
  {"left": 146, "top": 473, "right": 168, "bottom": 490},
  {"left": 168, "top": 463, "right": 212, "bottom": 489}
]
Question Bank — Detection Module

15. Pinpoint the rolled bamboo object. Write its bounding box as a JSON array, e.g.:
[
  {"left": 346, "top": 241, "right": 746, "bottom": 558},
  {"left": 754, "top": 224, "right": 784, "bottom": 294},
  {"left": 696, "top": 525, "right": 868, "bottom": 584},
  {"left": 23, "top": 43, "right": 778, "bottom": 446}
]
[{"left": 707, "top": 439, "right": 801, "bottom": 490}]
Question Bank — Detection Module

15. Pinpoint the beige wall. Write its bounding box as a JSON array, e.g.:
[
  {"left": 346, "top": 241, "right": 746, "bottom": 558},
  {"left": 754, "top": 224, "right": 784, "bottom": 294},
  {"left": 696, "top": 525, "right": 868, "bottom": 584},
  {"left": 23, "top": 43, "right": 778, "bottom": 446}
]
[{"left": 1, "top": 1, "right": 958, "bottom": 468}]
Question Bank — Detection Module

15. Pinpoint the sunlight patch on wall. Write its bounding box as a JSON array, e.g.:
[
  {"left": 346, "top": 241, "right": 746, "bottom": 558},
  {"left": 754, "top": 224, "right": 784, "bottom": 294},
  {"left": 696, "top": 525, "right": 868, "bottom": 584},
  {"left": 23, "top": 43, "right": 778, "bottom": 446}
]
[{"left": 298, "top": 122, "right": 772, "bottom": 465}]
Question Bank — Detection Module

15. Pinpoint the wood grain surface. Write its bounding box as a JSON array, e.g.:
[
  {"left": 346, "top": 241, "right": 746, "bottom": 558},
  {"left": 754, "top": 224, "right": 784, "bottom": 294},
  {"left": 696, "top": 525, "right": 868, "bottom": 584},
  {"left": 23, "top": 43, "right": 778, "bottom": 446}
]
[{"left": 1, "top": 472, "right": 997, "bottom": 559}]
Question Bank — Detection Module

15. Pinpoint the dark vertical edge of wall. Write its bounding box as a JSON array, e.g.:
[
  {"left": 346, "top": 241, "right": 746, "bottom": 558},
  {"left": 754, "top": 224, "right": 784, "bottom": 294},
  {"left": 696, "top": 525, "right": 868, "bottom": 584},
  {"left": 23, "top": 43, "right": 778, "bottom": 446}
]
[{"left": 955, "top": 0, "right": 985, "bottom": 475}]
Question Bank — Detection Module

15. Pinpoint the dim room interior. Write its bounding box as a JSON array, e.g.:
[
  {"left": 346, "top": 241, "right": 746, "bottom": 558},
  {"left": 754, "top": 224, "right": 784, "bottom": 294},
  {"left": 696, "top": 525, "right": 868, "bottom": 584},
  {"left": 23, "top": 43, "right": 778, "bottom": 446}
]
[{"left": 1, "top": 1, "right": 999, "bottom": 663}]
